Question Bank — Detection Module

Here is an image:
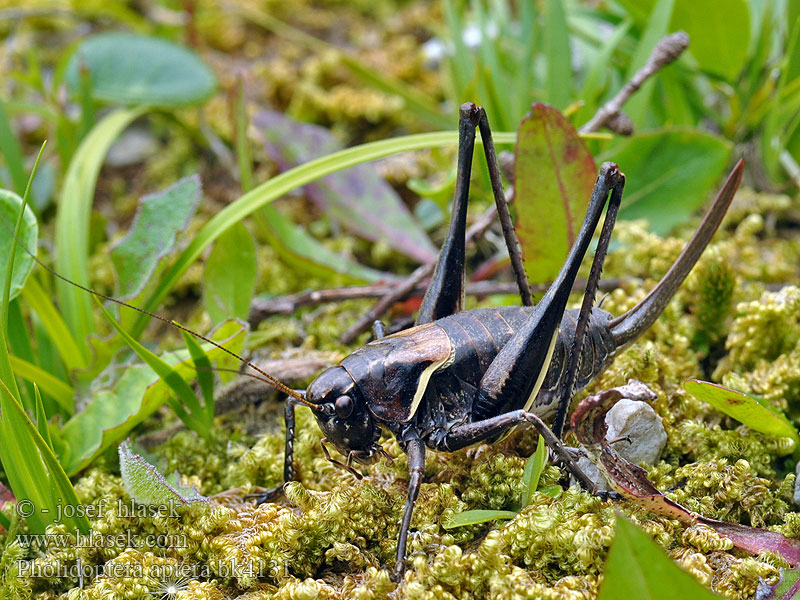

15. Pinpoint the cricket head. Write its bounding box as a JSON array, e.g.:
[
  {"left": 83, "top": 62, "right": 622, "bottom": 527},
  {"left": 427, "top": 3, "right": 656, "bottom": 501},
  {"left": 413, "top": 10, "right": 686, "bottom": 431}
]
[{"left": 306, "top": 366, "right": 382, "bottom": 468}]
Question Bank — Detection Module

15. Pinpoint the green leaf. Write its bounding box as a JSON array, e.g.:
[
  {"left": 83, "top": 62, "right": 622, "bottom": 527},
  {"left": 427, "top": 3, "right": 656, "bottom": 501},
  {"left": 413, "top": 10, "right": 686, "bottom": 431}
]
[
  {"left": 609, "top": 128, "right": 732, "bottom": 236},
  {"left": 21, "top": 277, "right": 86, "bottom": 372},
  {"left": 615, "top": 0, "right": 657, "bottom": 26},
  {"left": 0, "top": 190, "right": 37, "bottom": 302},
  {"left": 65, "top": 33, "right": 217, "bottom": 107},
  {"left": 442, "top": 509, "right": 518, "bottom": 530},
  {"left": 598, "top": 517, "right": 721, "bottom": 599},
  {"left": 203, "top": 221, "right": 256, "bottom": 323},
  {"left": 515, "top": 103, "right": 597, "bottom": 284},
  {"left": 118, "top": 439, "right": 207, "bottom": 505},
  {"left": 60, "top": 320, "right": 247, "bottom": 474},
  {"left": 684, "top": 379, "right": 800, "bottom": 443},
  {"left": 671, "top": 0, "right": 750, "bottom": 81},
  {"left": 0, "top": 378, "right": 89, "bottom": 535},
  {"left": 111, "top": 176, "right": 201, "bottom": 299},
  {"left": 254, "top": 205, "right": 391, "bottom": 284},
  {"left": 55, "top": 107, "right": 146, "bottom": 356},
  {"left": 32, "top": 385, "right": 53, "bottom": 451},
  {"left": 520, "top": 435, "right": 548, "bottom": 508}
]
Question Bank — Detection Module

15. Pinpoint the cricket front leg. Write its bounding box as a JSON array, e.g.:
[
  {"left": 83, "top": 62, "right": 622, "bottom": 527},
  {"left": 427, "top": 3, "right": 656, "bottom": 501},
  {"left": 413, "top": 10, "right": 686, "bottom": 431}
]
[
  {"left": 392, "top": 431, "right": 426, "bottom": 582},
  {"left": 247, "top": 396, "right": 299, "bottom": 503}
]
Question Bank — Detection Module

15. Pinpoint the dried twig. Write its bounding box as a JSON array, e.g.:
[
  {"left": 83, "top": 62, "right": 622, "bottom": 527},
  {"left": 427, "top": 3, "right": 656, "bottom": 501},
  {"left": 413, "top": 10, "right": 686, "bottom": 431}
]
[
  {"left": 580, "top": 31, "right": 690, "bottom": 135},
  {"left": 250, "top": 277, "right": 625, "bottom": 328}
]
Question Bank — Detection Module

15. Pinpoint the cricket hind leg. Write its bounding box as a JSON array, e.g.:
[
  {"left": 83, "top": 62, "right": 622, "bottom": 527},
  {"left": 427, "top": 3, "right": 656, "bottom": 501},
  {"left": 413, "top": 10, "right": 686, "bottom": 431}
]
[
  {"left": 472, "top": 164, "right": 624, "bottom": 423},
  {"left": 416, "top": 103, "right": 533, "bottom": 325},
  {"left": 436, "top": 409, "right": 608, "bottom": 495},
  {"left": 550, "top": 174, "right": 624, "bottom": 439}
]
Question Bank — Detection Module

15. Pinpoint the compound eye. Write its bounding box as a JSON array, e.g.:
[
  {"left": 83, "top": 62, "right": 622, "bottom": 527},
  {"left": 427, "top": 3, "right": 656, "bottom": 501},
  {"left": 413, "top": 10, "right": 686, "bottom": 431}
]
[{"left": 334, "top": 395, "right": 354, "bottom": 419}]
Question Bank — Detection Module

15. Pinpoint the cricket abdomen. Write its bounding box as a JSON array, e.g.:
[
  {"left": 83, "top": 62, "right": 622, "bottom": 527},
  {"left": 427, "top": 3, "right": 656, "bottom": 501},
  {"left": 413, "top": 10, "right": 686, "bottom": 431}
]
[{"left": 435, "top": 305, "right": 616, "bottom": 419}]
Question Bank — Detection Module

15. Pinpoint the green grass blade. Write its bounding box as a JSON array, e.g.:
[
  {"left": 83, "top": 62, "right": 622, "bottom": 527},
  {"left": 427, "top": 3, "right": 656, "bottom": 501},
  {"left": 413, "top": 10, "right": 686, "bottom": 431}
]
[
  {"left": 54, "top": 107, "right": 146, "bottom": 355},
  {"left": 131, "top": 130, "right": 516, "bottom": 337},
  {"left": 180, "top": 330, "right": 215, "bottom": 426},
  {"left": 9, "top": 355, "right": 74, "bottom": 414},
  {"left": 1, "top": 144, "right": 44, "bottom": 399},
  {"left": 520, "top": 435, "right": 547, "bottom": 508},
  {"left": 576, "top": 20, "right": 632, "bottom": 125},
  {"left": 544, "top": 0, "right": 572, "bottom": 109},
  {"left": 442, "top": 509, "right": 518, "bottom": 529},
  {"left": 0, "top": 98, "right": 27, "bottom": 196},
  {"left": 33, "top": 384, "right": 53, "bottom": 451},
  {"left": 623, "top": 0, "right": 675, "bottom": 126},
  {"left": 0, "top": 377, "right": 89, "bottom": 535},
  {"left": 22, "top": 276, "right": 88, "bottom": 372},
  {"left": 443, "top": 0, "right": 474, "bottom": 103},
  {"left": 7, "top": 298, "right": 35, "bottom": 410}
]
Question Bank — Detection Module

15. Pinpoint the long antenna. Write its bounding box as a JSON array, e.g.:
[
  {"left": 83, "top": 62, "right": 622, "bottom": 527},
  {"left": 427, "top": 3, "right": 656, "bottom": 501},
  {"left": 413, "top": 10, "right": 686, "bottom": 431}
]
[{"left": 11, "top": 233, "right": 322, "bottom": 411}]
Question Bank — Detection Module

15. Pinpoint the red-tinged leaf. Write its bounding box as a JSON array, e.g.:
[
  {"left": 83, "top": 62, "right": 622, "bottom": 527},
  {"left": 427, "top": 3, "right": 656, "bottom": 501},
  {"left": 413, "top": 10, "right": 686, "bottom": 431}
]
[
  {"left": 700, "top": 519, "right": 800, "bottom": 565},
  {"left": 515, "top": 103, "right": 597, "bottom": 284},
  {"left": 573, "top": 382, "right": 800, "bottom": 566},
  {"left": 254, "top": 110, "right": 437, "bottom": 264}
]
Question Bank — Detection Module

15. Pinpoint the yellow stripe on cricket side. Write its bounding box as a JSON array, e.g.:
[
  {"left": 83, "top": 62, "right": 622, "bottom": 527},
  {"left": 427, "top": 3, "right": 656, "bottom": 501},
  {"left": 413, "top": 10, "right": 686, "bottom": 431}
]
[
  {"left": 407, "top": 339, "right": 456, "bottom": 420},
  {"left": 523, "top": 328, "right": 559, "bottom": 412}
]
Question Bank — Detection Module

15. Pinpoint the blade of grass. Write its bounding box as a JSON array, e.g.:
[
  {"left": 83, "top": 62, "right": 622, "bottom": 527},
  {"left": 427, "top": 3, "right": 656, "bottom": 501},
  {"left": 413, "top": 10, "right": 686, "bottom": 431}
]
[
  {"left": 0, "top": 98, "right": 27, "bottom": 196},
  {"left": 6, "top": 298, "right": 35, "bottom": 410},
  {"left": 54, "top": 107, "right": 146, "bottom": 356},
  {"left": 0, "top": 377, "right": 89, "bottom": 534},
  {"left": 520, "top": 434, "right": 547, "bottom": 508},
  {"left": 443, "top": 509, "right": 518, "bottom": 529},
  {"left": 622, "top": 0, "right": 675, "bottom": 126},
  {"left": 1, "top": 144, "right": 44, "bottom": 396},
  {"left": 33, "top": 384, "right": 53, "bottom": 451},
  {"left": 443, "top": 0, "right": 475, "bottom": 104},
  {"left": 0, "top": 144, "right": 88, "bottom": 535},
  {"left": 544, "top": 0, "right": 572, "bottom": 109},
  {"left": 180, "top": 330, "right": 215, "bottom": 426},
  {"left": 9, "top": 355, "right": 74, "bottom": 413},
  {"left": 21, "top": 276, "right": 87, "bottom": 371},
  {"left": 131, "top": 130, "right": 517, "bottom": 337}
]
